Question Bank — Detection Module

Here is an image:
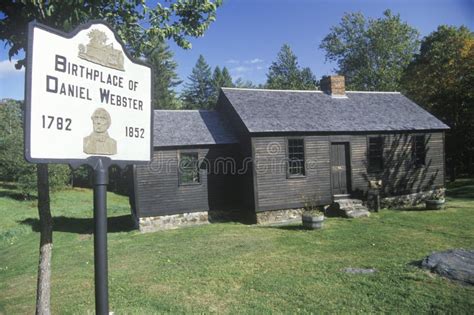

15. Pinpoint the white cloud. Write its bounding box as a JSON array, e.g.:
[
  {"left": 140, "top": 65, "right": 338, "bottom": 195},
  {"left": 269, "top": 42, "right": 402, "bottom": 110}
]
[
  {"left": 226, "top": 58, "right": 264, "bottom": 68},
  {"left": 0, "top": 59, "right": 24, "bottom": 79},
  {"left": 226, "top": 59, "right": 240, "bottom": 64},
  {"left": 246, "top": 58, "right": 264, "bottom": 64},
  {"left": 230, "top": 62, "right": 266, "bottom": 80},
  {"left": 230, "top": 66, "right": 251, "bottom": 74},
  {"left": 229, "top": 66, "right": 250, "bottom": 79}
]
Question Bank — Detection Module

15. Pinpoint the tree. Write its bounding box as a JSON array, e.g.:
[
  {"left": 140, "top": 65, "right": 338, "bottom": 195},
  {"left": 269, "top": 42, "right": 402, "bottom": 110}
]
[
  {"left": 221, "top": 67, "right": 234, "bottom": 88},
  {"left": 211, "top": 66, "right": 234, "bottom": 90},
  {"left": 1, "top": 2, "right": 222, "bottom": 313},
  {"left": 35, "top": 164, "right": 51, "bottom": 315},
  {"left": 147, "top": 41, "right": 182, "bottom": 109},
  {"left": 234, "top": 78, "right": 256, "bottom": 88},
  {"left": 0, "top": 100, "right": 70, "bottom": 196},
  {"left": 320, "top": 10, "right": 419, "bottom": 91},
  {"left": 182, "top": 55, "right": 214, "bottom": 109},
  {"left": 300, "top": 67, "right": 318, "bottom": 90},
  {"left": 266, "top": 44, "right": 317, "bottom": 90},
  {"left": 0, "top": 0, "right": 223, "bottom": 69},
  {"left": 402, "top": 25, "right": 474, "bottom": 179},
  {"left": 211, "top": 66, "right": 223, "bottom": 103},
  {"left": 0, "top": 99, "right": 27, "bottom": 181},
  {"left": 212, "top": 66, "right": 223, "bottom": 88},
  {"left": 0, "top": 102, "right": 68, "bottom": 315},
  {"left": 209, "top": 66, "right": 234, "bottom": 104}
]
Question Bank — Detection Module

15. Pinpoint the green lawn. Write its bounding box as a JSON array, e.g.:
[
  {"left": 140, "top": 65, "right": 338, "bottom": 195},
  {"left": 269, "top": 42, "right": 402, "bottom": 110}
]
[{"left": 1, "top": 180, "right": 473, "bottom": 314}]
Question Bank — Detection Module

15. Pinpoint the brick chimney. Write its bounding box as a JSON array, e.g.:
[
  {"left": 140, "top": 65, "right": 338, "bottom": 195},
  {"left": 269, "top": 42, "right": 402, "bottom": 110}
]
[{"left": 321, "top": 75, "right": 346, "bottom": 97}]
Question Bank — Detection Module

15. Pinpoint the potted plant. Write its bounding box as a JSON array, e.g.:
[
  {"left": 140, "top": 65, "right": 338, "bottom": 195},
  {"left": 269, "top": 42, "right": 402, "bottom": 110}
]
[
  {"left": 425, "top": 188, "right": 446, "bottom": 210},
  {"left": 302, "top": 194, "right": 325, "bottom": 229}
]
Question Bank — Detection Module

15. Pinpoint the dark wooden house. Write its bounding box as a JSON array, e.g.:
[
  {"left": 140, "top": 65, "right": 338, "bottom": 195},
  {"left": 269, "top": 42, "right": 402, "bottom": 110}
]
[
  {"left": 131, "top": 110, "right": 244, "bottom": 231},
  {"left": 132, "top": 76, "right": 449, "bottom": 231}
]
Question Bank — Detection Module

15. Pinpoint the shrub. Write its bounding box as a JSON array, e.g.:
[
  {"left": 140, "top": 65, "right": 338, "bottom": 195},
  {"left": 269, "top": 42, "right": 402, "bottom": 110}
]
[{"left": 0, "top": 100, "right": 71, "bottom": 197}]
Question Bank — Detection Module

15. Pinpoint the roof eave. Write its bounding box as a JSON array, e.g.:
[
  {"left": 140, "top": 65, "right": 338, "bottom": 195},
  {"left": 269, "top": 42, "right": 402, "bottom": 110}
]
[{"left": 248, "top": 128, "right": 450, "bottom": 136}]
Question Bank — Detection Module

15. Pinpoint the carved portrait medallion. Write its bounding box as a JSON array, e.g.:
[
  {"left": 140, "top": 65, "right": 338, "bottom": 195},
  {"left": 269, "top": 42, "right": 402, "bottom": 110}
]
[{"left": 83, "top": 108, "right": 117, "bottom": 155}]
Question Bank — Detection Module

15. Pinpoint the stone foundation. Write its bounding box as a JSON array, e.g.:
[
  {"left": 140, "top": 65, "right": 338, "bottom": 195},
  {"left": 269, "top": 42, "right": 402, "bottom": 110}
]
[
  {"left": 208, "top": 209, "right": 253, "bottom": 223},
  {"left": 255, "top": 208, "right": 303, "bottom": 225},
  {"left": 381, "top": 189, "right": 445, "bottom": 209},
  {"left": 135, "top": 189, "right": 444, "bottom": 231},
  {"left": 138, "top": 211, "right": 209, "bottom": 233}
]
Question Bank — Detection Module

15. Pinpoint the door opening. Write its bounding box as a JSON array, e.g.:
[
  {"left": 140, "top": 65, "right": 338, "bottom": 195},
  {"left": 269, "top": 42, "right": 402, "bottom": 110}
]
[{"left": 330, "top": 142, "right": 351, "bottom": 196}]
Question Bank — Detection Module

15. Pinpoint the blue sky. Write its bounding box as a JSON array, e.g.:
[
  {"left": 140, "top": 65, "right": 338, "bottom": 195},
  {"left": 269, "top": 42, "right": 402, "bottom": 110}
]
[{"left": 1, "top": 0, "right": 473, "bottom": 100}]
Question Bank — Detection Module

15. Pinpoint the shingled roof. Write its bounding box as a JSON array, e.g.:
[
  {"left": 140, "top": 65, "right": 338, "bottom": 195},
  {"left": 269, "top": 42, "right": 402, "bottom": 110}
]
[
  {"left": 153, "top": 110, "right": 238, "bottom": 147},
  {"left": 221, "top": 88, "right": 450, "bottom": 133}
]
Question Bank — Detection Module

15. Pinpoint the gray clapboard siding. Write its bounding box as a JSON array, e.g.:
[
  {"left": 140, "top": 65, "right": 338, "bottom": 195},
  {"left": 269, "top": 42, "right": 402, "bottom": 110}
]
[
  {"left": 251, "top": 136, "right": 331, "bottom": 212},
  {"left": 251, "top": 132, "right": 445, "bottom": 212},
  {"left": 134, "top": 145, "right": 242, "bottom": 217},
  {"left": 359, "top": 132, "right": 445, "bottom": 195}
]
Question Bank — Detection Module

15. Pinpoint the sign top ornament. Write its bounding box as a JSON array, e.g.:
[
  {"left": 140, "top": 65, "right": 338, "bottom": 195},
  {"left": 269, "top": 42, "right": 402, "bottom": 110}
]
[{"left": 78, "top": 29, "right": 125, "bottom": 71}]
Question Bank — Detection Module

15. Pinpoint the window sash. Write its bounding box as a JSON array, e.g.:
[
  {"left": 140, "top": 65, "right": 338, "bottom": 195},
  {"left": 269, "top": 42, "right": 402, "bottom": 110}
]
[
  {"left": 368, "top": 137, "right": 383, "bottom": 172},
  {"left": 288, "top": 139, "right": 305, "bottom": 176},
  {"left": 179, "top": 152, "right": 200, "bottom": 184},
  {"left": 413, "top": 135, "right": 426, "bottom": 166}
]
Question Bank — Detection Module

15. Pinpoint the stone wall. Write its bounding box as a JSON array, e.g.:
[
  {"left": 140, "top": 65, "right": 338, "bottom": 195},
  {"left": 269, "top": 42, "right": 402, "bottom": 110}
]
[
  {"left": 138, "top": 211, "right": 209, "bottom": 233},
  {"left": 255, "top": 208, "right": 303, "bottom": 225},
  {"left": 208, "top": 209, "right": 253, "bottom": 224},
  {"left": 381, "top": 188, "right": 445, "bottom": 209}
]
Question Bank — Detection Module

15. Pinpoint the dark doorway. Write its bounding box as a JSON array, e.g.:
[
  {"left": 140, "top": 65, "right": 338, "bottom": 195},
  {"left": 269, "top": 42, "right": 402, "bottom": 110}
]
[{"left": 331, "top": 143, "right": 351, "bottom": 195}]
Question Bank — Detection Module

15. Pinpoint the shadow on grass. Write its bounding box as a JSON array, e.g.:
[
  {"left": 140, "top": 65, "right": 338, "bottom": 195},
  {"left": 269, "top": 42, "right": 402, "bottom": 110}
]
[
  {"left": 0, "top": 182, "right": 18, "bottom": 190},
  {"left": 258, "top": 224, "right": 309, "bottom": 231},
  {"left": 391, "top": 207, "right": 442, "bottom": 212},
  {"left": 275, "top": 225, "right": 309, "bottom": 231},
  {"left": 0, "top": 190, "right": 31, "bottom": 201},
  {"left": 408, "top": 259, "right": 423, "bottom": 268},
  {"left": 446, "top": 178, "right": 474, "bottom": 190},
  {"left": 0, "top": 182, "right": 36, "bottom": 201},
  {"left": 19, "top": 215, "right": 136, "bottom": 234},
  {"left": 446, "top": 187, "right": 474, "bottom": 199}
]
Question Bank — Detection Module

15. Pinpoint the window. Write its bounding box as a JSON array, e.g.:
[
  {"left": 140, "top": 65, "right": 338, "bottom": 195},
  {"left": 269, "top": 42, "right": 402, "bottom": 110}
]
[
  {"left": 413, "top": 135, "right": 426, "bottom": 166},
  {"left": 179, "top": 152, "right": 200, "bottom": 184},
  {"left": 368, "top": 137, "right": 384, "bottom": 172},
  {"left": 287, "top": 138, "right": 305, "bottom": 177}
]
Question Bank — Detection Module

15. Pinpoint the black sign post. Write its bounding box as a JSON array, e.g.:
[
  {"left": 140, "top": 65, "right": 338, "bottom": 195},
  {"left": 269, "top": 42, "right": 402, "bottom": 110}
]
[{"left": 93, "top": 158, "right": 109, "bottom": 315}]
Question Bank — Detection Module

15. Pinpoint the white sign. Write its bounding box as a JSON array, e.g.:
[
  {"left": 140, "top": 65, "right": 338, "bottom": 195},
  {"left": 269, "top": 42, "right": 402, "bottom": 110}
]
[{"left": 25, "top": 21, "right": 152, "bottom": 164}]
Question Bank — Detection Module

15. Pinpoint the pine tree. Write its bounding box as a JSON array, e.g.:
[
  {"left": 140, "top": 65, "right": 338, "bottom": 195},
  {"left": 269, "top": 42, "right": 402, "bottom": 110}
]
[
  {"left": 147, "top": 42, "right": 182, "bottom": 109},
  {"left": 212, "top": 66, "right": 223, "bottom": 88},
  {"left": 266, "top": 44, "right": 317, "bottom": 90},
  {"left": 234, "top": 78, "right": 256, "bottom": 88},
  {"left": 210, "top": 66, "right": 235, "bottom": 104},
  {"left": 210, "top": 66, "right": 224, "bottom": 105},
  {"left": 182, "top": 55, "right": 214, "bottom": 109},
  {"left": 300, "top": 67, "right": 318, "bottom": 90},
  {"left": 221, "top": 67, "right": 234, "bottom": 87}
]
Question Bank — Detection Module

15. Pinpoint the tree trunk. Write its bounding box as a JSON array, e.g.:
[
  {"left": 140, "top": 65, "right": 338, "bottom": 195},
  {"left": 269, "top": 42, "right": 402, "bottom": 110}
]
[
  {"left": 35, "top": 164, "right": 52, "bottom": 315},
  {"left": 450, "top": 157, "right": 457, "bottom": 182}
]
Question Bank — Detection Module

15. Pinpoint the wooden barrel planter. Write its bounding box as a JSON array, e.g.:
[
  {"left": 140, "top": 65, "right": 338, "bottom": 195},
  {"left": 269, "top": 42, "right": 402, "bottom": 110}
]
[
  {"left": 302, "top": 213, "right": 325, "bottom": 229},
  {"left": 425, "top": 199, "right": 445, "bottom": 210}
]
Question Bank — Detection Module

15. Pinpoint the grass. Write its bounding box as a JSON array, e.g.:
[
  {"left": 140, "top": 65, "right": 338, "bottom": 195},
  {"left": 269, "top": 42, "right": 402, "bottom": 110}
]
[{"left": 0, "top": 180, "right": 473, "bottom": 314}]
